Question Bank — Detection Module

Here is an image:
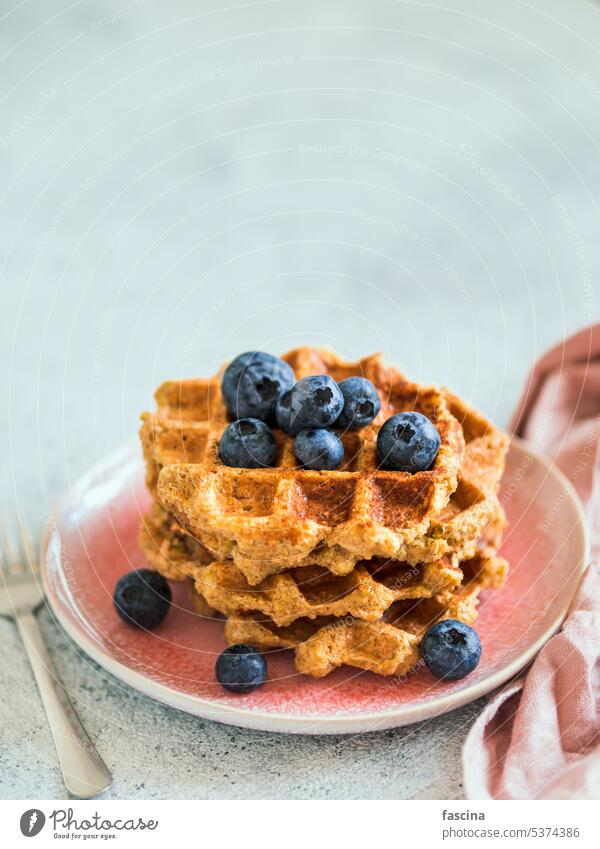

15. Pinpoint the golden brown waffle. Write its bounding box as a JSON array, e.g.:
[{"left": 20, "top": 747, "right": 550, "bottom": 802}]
[
  {"left": 192, "top": 557, "right": 463, "bottom": 627},
  {"left": 139, "top": 504, "right": 217, "bottom": 616},
  {"left": 224, "top": 550, "right": 508, "bottom": 678},
  {"left": 139, "top": 502, "right": 213, "bottom": 581},
  {"left": 144, "top": 348, "right": 466, "bottom": 570},
  {"left": 141, "top": 500, "right": 505, "bottom": 638},
  {"left": 186, "top": 580, "right": 217, "bottom": 618},
  {"left": 140, "top": 503, "right": 463, "bottom": 626},
  {"left": 140, "top": 503, "right": 507, "bottom": 677},
  {"left": 141, "top": 348, "right": 506, "bottom": 580}
]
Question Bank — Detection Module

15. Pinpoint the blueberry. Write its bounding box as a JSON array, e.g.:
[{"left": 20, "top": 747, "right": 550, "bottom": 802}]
[
  {"left": 377, "top": 411, "right": 441, "bottom": 472},
  {"left": 420, "top": 619, "right": 482, "bottom": 680},
  {"left": 219, "top": 418, "right": 277, "bottom": 468},
  {"left": 288, "top": 375, "right": 344, "bottom": 432},
  {"left": 221, "top": 351, "right": 295, "bottom": 421},
  {"left": 275, "top": 389, "right": 301, "bottom": 435},
  {"left": 294, "top": 428, "right": 344, "bottom": 470},
  {"left": 336, "top": 377, "right": 381, "bottom": 430},
  {"left": 114, "top": 569, "right": 171, "bottom": 629},
  {"left": 216, "top": 644, "right": 267, "bottom": 693}
]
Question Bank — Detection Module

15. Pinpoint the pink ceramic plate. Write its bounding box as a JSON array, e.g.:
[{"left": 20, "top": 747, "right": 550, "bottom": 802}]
[{"left": 41, "top": 437, "right": 588, "bottom": 734}]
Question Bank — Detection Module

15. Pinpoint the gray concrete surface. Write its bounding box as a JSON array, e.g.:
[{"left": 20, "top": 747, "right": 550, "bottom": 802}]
[{"left": 1, "top": 0, "right": 599, "bottom": 799}]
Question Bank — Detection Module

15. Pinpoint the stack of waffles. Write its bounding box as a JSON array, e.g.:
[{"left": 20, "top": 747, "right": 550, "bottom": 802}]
[{"left": 139, "top": 348, "right": 509, "bottom": 678}]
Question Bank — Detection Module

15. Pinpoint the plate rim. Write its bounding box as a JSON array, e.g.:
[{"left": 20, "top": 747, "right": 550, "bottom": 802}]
[{"left": 41, "top": 436, "right": 590, "bottom": 734}]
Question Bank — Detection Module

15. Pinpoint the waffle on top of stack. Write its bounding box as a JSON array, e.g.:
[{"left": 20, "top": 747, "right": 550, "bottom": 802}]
[{"left": 139, "top": 347, "right": 509, "bottom": 679}]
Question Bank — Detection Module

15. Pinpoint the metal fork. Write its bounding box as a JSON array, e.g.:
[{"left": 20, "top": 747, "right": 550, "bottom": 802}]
[{"left": 0, "top": 517, "right": 112, "bottom": 798}]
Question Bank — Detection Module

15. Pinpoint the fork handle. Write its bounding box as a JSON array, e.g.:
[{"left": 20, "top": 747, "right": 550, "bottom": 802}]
[{"left": 16, "top": 611, "right": 112, "bottom": 798}]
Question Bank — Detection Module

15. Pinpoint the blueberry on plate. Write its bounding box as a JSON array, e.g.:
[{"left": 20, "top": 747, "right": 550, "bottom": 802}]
[
  {"left": 216, "top": 644, "right": 267, "bottom": 693},
  {"left": 219, "top": 418, "right": 277, "bottom": 468},
  {"left": 336, "top": 376, "right": 381, "bottom": 430},
  {"left": 377, "top": 411, "right": 441, "bottom": 472},
  {"left": 114, "top": 569, "right": 171, "bottom": 629},
  {"left": 221, "top": 351, "right": 295, "bottom": 421},
  {"left": 288, "top": 375, "right": 344, "bottom": 431},
  {"left": 294, "top": 428, "right": 344, "bottom": 471},
  {"left": 420, "top": 619, "right": 482, "bottom": 680}
]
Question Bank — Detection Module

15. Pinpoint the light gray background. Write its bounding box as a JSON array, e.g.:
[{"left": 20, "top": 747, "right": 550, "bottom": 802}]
[{"left": 1, "top": 0, "right": 599, "bottom": 799}]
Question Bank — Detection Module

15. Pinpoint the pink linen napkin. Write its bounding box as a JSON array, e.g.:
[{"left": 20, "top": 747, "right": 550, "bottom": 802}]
[{"left": 463, "top": 324, "right": 600, "bottom": 800}]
